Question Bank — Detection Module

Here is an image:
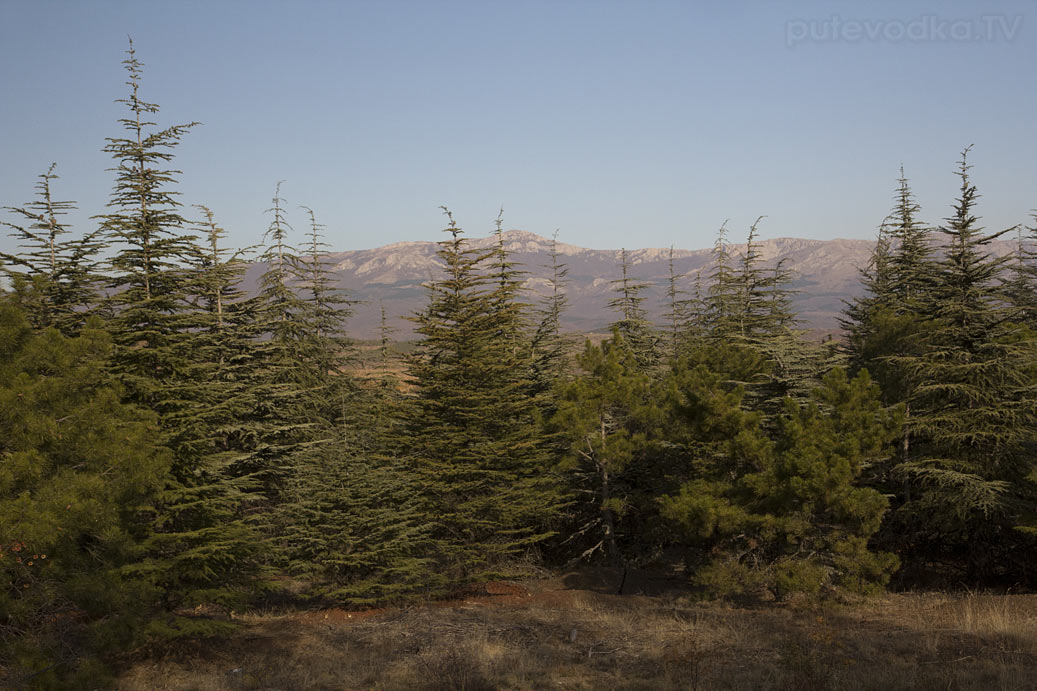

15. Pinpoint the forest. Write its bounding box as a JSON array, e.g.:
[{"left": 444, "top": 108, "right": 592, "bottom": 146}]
[{"left": 2, "top": 43, "right": 1036, "bottom": 688}]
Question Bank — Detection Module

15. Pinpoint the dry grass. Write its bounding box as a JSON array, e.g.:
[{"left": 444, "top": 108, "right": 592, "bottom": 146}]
[{"left": 116, "top": 572, "right": 1037, "bottom": 690}]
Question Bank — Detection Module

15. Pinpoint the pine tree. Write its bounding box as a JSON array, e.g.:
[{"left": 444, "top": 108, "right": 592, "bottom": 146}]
[
  {"left": 841, "top": 225, "right": 895, "bottom": 373},
  {"left": 406, "top": 208, "right": 561, "bottom": 582},
  {"left": 1, "top": 165, "right": 103, "bottom": 334},
  {"left": 232, "top": 184, "right": 316, "bottom": 515},
  {"left": 298, "top": 205, "right": 354, "bottom": 388},
  {"left": 378, "top": 301, "right": 395, "bottom": 361},
  {"left": 284, "top": 335, "right": 433, "bottom": 605},
  {"left": 551, "top": 333, "right": 661, "bottom": 566},
  {"left": 0, "top": 302, "right": 170, "bottom": 686},
  {"left": 662, "top": 246, "right": 687, "bottom": 360},
  {"left": 702, "top": 218, "right": 818, "bottom": 421},
  {"left": 681, "top": 268, "right": 709, "bottom": 344},
  {"left": 751, "top": 260, "right": 820, "bottom": 416},
  {"left": 1002, "top": 222, "right": 1037, "bottom": 328},
  {"left": 529, "top": 231, "right": 573, "bottom": 401},
  {"left": 486, "top": 209, "right": 530, "bottom": 366},
  {"left": 888, "top": 148, "right": 1037, "bottom": 583},
  {"left": 704, "top": 221, "right": 740, "bottom": 338},
  {"left": 608, "top": 248, "right": 658, "bottom": 369},
  {"left": 254, "top": 183, "right": 309, "bottom": 349},
  {"left": 887, "top": 167, "right": 936, "bottom": 307},
  {"left": 278, "top": 207, "right": 430, "bottom": 604},
  {"left": 97, "top": 43, "right": 261, "bottom": 621},
  {"left": 659, "top": 365, "right": 900, "bottom": 598},
  {"left": 843, "top": 168, "right": 935, "bottom": 396},
  {"left": 129, "top": 205, "right": 264, "bottom": 616},
  {"left": 842, "top": 169, "right": 936, "bottom": 509},
  {"left": 100, "top": 39, "right": 199, "bottom": 409},
  {"left": 94, "top": 40, "right": 256, "bottom": 614},
  {"left": 734, "top": 217, "right": 771, "bottom": 338}
]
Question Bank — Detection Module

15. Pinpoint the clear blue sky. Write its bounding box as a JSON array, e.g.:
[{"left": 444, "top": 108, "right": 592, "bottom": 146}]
[{"left": 1, "top": 0, "right": 1034, "bottom": 256}]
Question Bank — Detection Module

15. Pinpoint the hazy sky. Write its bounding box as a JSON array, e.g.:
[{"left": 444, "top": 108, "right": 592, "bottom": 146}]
[{"left": 1, "top": 0, "right": 1034, "bottom": 256}]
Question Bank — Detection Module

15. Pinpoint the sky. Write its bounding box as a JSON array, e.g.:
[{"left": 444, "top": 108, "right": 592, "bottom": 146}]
[{"left": 1, "top": 0, "right": 1035, "bottom": 257}]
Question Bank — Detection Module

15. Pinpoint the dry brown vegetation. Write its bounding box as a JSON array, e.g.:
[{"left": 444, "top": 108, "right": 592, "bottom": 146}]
[{"left": 117, "top": 570, "right": 1037, "bottom": 690}]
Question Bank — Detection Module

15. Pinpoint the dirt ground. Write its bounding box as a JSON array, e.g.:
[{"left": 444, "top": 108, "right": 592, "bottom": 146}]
[{"left": 117, "top": 569, "right": 1037, "bottom": 690}]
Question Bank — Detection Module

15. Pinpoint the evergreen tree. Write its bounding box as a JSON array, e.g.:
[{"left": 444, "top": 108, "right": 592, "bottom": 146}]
[
  {"left": 660, "top": 365, "right": 900, "bottom": 598},
  {"left": 730, "top": 218, "right": 819, "bottom": 417},
  {"left": 406, "top": 208, "right": 561, "bottom": 582},
  {"left": 378, "top": 300, "right": 395, "bottom": 361},
  {"left": 284, "top": 336, "right": 433, "bottom": 605},
  {"left": 94, "top": 44, "right": 263, "bottom": 618},
  {"left": 1002, "top": 221, "right": 1037, "bottom": 328},
  {"left": 232, "top": 184, "right": 316, "bottom": 516},
  {"left": 486, "top": 209, "right": 530, "bottom": 366},
  {"left": 100, "top": 39, "right": 198, "bottom": 409},
  {"left": 841, "top": 225, "right": 896, "bottom": 374},
  {"left": 0, "top": 303, "right": 170, "bottom": 687},
  {"left": 704, "top": 221, "right": 740, "bottom": 338},
  {"left": 551, "top": 333, "right": 662, "bottom": 566},
  {"left": 98, "top": 43, "right": 260, "bottom": 621},
  {"left": 299, "top": 205, "right": 354, "bottom": 388},
  {"left": 277, "top": 207, "right": 430, "bottom": 604},
  {"left": 128, "top": 205, "right": 264, "bottom": 617},
  {"left": 888, "top": 148, "right": 1037, "bottom": 583},
  {"left": 886, "top": 167, "right": 936, "bottom": 306},
  {"left": 843, "top": 168, "right": 935, "bottom": 393},
  {"left": 662, "top": 246, "right": 687, "bottom": 360},
  {"left": 842, "top": 169, "right": 936, "bottom": 504},
  {"left": 702, "top": 218, "right": 818, "bottom": 421},
  {"left": 1, "top": 165, "right": 102, "bottom": 333},
  {"left": 681, "top": 268, "right": 708, "bottom": 345},
  {"left": 254, "top": 183, "right": 309, "bottom": 350},
  {"left": 608, "top": 248, "right": 658, "bottom": 369},
  {"left": 750, "top": 258, "right": 820, "bottom": 416},
  {"left": 734, "top": 217, "right": 771, "bottom": 338},
  {"left": 529, "top": 231, "right": 573, "bottom": 401}
]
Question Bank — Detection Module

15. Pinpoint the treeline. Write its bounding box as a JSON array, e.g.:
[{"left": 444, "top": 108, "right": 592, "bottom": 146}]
[{"left": 2, "top": 43, "right": 1037, "bottom": 687}]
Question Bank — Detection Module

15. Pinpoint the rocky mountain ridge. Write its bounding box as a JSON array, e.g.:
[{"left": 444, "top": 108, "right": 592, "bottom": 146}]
[{"left": 242, "top": 230, "right": 1016, "bottom": 340}]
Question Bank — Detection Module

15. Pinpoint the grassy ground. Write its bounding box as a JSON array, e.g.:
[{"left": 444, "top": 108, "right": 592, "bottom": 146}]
[{"left": 117, "top": 570, "right": 1037, "bottom": 690}]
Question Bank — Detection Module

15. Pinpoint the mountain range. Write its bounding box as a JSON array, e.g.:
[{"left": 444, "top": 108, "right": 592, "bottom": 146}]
[{"left": 241, "top": 230, "right": 1015, "bottom": 340}]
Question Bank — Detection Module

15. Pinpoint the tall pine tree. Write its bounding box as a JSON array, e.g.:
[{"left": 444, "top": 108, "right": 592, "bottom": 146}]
[
  {"left": 406, "top": 208, "right": 561, "bottom": 583},
  {"left": 888, "top": 148, "right": 1037, "bottom": 583},
  {"left": 608, "top": 248, "right": 658, "bottom": 370},
  {"left": 1, "top": 165, "right": 102, "bottom": 334}
]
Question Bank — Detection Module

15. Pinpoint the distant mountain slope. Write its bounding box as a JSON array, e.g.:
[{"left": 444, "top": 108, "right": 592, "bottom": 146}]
[{"left": 241, "top": 230, "right": 1014, "bottom": 340}]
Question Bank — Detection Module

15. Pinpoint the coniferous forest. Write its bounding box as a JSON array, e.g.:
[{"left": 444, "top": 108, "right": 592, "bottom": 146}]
[{"left": 2, "top": 43, "right": 1037, "bottom": 688}]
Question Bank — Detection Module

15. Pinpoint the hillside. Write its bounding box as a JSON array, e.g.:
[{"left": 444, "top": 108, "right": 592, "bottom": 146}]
[
  {"left": 244, "top": 231, "right": 889, "bottom": 339},
  {"left": 241, "top": 230, "right": 1020, "bottom": 339}
]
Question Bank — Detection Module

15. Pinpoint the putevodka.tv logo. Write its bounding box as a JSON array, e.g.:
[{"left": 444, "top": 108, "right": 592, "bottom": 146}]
[{"left": 786, "top": 14, "right": 1024, "bottom": 47}]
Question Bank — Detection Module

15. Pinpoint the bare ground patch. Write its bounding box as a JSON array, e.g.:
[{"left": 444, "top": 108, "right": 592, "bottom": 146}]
[{"left": 117, "top": 574, "right": 1037, "bottom": 690}]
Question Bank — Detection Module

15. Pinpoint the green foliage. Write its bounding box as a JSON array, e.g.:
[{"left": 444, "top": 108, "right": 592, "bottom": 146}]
[
  {"left": 100, "top": 40, "right": 199, "bottom": 409},
  {"left": 552, "top": 333, "right": 662, "bottom": 564},
  {"left": 283, "top": 382, "right": 435, "bottom": 604},
  {"left": 692, "top": 219, "right": 821, "bottom": 424},
  {"left": 842, "top": 168, "right": 934, "bottom": 405},
  {"left": 529, "top": 231, "right": 574, "bottom": 402},
  {"left": 0, "top": 303, "right": 170, "bottom": 687},
  {"left": 609, "top": 248, "right": 660, "bottom": 370},
  {"left": 96, "top": 43, "right": 263, "bottom": 618},
  {"left": 660, "top": 367, "right": 900, "bottom": 598},
  {"left": 883, "top": 149, "right": 1037, "bottom": 582},
  {"left": 406, "top": 209, "right": 562, "bottom": 581},
  {"left": 703, "top": 220, "right": 740, "bottom": 338},
  {"left": 1, "top": 164, "right": 102, "bottom": 334}
]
